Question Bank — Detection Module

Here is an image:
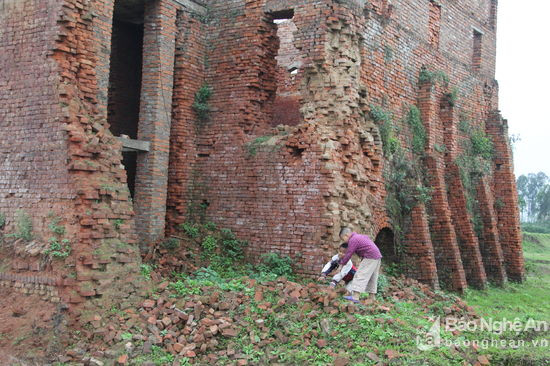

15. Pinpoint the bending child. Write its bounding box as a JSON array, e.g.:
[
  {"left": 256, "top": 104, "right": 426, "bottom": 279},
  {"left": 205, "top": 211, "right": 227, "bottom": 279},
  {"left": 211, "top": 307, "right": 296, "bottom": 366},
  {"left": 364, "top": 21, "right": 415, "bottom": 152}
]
[{"left": 318, "top": 243, "right": 357, "bottom": 290}]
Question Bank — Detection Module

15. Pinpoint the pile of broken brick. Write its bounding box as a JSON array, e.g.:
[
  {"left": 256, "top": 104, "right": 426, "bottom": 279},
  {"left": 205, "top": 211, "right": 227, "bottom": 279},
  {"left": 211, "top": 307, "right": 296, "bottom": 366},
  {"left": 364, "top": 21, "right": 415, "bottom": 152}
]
[{"left": 60, "top": 275, "right": 477, "bottom": 365}]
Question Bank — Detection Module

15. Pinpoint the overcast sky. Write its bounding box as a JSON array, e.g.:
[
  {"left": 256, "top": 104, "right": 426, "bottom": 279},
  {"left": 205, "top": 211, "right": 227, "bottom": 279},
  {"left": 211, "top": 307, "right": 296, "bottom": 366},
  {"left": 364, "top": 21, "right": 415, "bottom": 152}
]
[{"left": 496, "top": 1, "right": 550, "bottom": 178}]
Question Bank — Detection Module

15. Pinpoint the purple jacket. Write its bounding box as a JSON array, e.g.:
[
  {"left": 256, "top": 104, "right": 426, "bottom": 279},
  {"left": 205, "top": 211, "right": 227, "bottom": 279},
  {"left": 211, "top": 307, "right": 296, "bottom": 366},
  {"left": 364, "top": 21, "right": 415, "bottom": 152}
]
[{"left": 339, "top": 232, "right": 382, "bottom": 265}]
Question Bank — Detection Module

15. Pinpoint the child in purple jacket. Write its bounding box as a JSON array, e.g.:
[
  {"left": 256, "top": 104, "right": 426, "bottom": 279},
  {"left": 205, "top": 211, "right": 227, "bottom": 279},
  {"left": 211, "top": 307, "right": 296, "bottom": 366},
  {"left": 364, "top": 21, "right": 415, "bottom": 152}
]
[{"left": 318, "top": 243, "right": 357, "bottom": 290}]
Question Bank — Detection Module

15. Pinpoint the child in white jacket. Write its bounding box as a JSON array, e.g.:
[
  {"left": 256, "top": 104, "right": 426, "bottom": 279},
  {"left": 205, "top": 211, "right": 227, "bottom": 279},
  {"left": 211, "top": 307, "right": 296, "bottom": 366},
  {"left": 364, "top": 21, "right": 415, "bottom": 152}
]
[{"left": 318, "top": 243, "right": 357, "bottom": 290}]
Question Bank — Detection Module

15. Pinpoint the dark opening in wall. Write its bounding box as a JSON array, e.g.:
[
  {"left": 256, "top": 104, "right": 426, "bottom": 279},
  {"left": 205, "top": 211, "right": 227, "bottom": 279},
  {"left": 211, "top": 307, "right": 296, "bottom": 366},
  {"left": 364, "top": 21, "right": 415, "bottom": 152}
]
[
  {"left": 375, "top": 227, "right": 397, "bottom": 263},
  {"left": 107, "top": 18, "right": 144, "bottom": 138},
  {"left": 428, "top": 0, "right": 441, "bottom": 49},
  {"left": 270, "top": 9, "right": 294, "bottom": 20},
  {"left": 472, "top": 29, "right": 482, "bottom": 71},
  {"left": 108, "top": 0, "right": 146, "bottom": 199},
  {"left": 122, "top": 151, "right": 137, "bottom": 198},
  {"left": 270, "top": 11, "right": 303, "bottom": 127}
]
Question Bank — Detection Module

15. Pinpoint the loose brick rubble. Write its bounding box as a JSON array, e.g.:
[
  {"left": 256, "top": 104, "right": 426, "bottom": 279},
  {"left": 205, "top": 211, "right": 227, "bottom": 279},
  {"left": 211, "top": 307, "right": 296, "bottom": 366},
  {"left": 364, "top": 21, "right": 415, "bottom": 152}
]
[{"left": 60, "top": 274, "right": 478, "bottom": 365}]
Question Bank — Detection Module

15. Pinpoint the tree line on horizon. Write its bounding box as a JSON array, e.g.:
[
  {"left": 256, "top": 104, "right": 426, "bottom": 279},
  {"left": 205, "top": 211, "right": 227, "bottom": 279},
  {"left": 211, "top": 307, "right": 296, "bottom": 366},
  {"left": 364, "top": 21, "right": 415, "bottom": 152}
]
[{"left": 517, "top": 172, "right": 550, "bottom": 232}]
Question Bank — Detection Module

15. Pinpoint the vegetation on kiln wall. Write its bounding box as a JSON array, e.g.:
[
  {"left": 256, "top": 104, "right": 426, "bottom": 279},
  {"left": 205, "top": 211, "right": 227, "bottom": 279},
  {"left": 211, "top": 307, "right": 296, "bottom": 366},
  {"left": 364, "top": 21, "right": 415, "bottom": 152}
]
[
  {"left": 445, "top": 87, "right": 459, "bottom": 107},
  {"left": 418, "top": 66, "right": 449, "bottom": 86},
  {"left": 456, "top": 115, "right": 494, "bottom": 236},
  {"left": 177, "top": 223, "right": 248, "bottom": 273},
  {"left": 406, "top": 105, "right": 426, "bottom": 155},
  {"left": 245, "top": 135, "right": 273, "bottom": 157},
  {"left": 192, "top": 83, "right": 212, "bottom": 124},
  {"left": 45, "top": 214, "right": 71, "bottom": 258},
  {"left": 369, "top": 105, "right": 399, "bottom": 156},
  {"left": 370, "top": 104, "right": 432, "bottom": 259},
  {"left": 5, "top": 210, "right": 33, "bottom": 242},
  {"left": 185, "top": 168, "right": 209, "bottom": 224}
]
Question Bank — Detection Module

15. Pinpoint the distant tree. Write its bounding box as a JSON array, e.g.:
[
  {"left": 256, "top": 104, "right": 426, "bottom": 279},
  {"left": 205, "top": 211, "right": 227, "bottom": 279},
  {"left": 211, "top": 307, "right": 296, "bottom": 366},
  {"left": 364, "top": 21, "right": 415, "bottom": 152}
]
[
  {"left": 536, "top": 185, "right": 550, "bottom": 222},
  {"left": 518, "top": 195, "right": 527, "bottom": 221},
  {"left": 517, "top": 175, "right": 528, "bottom": 221},
  {"left": 517, "top": 172, "right": 548, "bottom": 222}
]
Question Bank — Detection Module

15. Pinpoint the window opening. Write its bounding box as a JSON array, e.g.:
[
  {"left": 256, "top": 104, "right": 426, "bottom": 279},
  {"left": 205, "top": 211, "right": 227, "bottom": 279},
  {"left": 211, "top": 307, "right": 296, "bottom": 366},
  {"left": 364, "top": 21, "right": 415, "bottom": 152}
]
[
  {"left": 270, "top": 10, "right": 303, "bottom": 127},
  {"left": 375, "top": 228, "right": 398, "bottom": 263},
  {"left": 107, "top": 0, "right": 146, "bottom": 198},
  {"left": 472, "top": 29, "right": 482, "bottom": 71}
]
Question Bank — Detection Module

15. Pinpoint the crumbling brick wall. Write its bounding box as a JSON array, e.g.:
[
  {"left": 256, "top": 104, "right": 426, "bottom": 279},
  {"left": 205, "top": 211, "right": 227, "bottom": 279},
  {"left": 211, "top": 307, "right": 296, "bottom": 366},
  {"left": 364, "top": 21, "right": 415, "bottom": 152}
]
[
  {"left": 0, "top": 0, "right": 145, "bottom": 315},
  {"left": 0, "top": 0, "right": 75, "bottom": 245},
  {"left": 1, "top": 0, "right": 524, "bottom": 299},
  {"left": 165, "top": 0, "right": 388, "bottom": 274},
  {"left": 168, "top": 0, "right": 523, "bottom": 289},
  {"left": 0, "top": 0, "right": 81, "bottom": 304}
]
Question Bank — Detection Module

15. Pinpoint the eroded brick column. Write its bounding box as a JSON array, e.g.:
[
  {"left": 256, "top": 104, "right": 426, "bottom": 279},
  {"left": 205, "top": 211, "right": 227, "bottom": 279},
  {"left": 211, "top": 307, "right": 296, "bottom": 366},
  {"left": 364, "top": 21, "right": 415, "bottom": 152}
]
[
  {"left": 419, "top": 82, "right": 467, "bottom": 291},
  {"left": 486, "top": 111, "right": 524, "bottom": 282},
  {"left": 441, "top": 101, "right": 487, "bottom": 289},
  {"left": 476, "top": 176, "right": 507, "bottom": 284},
  {"left": 403, "top": 205, "right": 439, "bottom": 289},
  {"left": 135, "top": 0, "right": 178, "bottom": 244},
  {"left": 425, "top": 156, "right": 467, "bottom": 291}
]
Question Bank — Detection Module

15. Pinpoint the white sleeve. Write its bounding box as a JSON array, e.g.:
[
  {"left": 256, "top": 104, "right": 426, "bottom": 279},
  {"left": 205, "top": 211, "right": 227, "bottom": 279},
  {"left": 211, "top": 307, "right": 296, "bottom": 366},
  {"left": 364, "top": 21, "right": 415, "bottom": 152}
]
[
  {"left": 332, "top": 259, "right": 353, "bottom": 283},
  {"left": 321, "top": 254, "right": 340, "bottom": 274},
  {"left": 321, "top": 260, "right": 332, "bottom": 273}
]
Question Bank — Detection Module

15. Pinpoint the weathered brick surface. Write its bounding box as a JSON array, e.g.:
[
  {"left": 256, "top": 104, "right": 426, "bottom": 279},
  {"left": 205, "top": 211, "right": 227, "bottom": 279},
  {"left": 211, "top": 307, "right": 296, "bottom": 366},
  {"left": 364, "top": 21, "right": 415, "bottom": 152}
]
[
  {"left": 52, "top": 0, "right": 145, "bottom": 310},
  {"left": 425, "top": 155, "right": 467, "bottom": 291},
  {"left": 1, "top": 0, "right": 524, "bottom": 296},
  {"left": 166, "top": 10, "right": 207, "bottom": 233},
  {"left": 441, "top": 103, "right": 487, "bottom": 289},
  {"left": 0, "top": 0, "right": 75, "bottom": 242},
  {"left": 1, "top": 0, "right": 144, "bottom": 312},
  {"left": 403, "top": 205, "right": 439, "bottom": 289},
  {"left": 272, "top": 19, "right": 303, "bottom": 127},
  {"left": 476, "top": 176, "right": 507, "bottom": 284},
  {"left": 486, "top": 111, "right": 524, "bottom": 282},
  {"left": 134, "top": 0, "right": 178, "bottom": 244}
]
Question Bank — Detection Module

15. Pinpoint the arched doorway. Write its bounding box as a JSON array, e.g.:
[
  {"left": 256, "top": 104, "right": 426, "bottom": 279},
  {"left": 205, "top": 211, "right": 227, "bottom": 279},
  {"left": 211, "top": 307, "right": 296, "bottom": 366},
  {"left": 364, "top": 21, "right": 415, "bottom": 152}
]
[{"left": 375, "top": 227, "right": 397, "bottom": 263}]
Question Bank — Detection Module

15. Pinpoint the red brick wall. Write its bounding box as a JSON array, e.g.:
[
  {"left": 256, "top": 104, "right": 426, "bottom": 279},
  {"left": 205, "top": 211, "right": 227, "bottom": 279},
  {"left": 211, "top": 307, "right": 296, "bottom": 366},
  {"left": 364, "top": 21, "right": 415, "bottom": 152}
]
[
  {"left": 0, "top": 0, "right": 77, "bottom": 305},
  {"left": 164, "top": 0, "right": 389, "bottom": 274},
  {"left": 171, "top": 0, "right": 335, "bottom": 273},
  {"left": 134, "top": 0, "right": 178, "bottom": 244},
  {"left": 476, "top": 176, "right": 507, "bottom": 284},
  {"left": 0, "top": 0, "right": 75, "bottom": 240},
  {"left": 428, "top": 0, "right": 441, "bottom": 49},
  {"left": 403, "top": 205, "right": 439, "bottom": 288},
  {"left": 162, "top": 0, "right": 523, "bottom": 287},
  {"left": 486, "top": 111, "right": 524, "bottom": 282},
  {"left": 441, "top": 102, "right": 487, "bottom": 288},
  {"left": 2, "top": 0, "right": 524, "bottom": 293},
  {"left": 166, "top": 10, "right": 207, "bottom": 231},
  {"left": 354, "top": 0, "right": 518, "bottom": 289},
  {"left": 1, "top": 0, "right": 144, "bottom": 312}
]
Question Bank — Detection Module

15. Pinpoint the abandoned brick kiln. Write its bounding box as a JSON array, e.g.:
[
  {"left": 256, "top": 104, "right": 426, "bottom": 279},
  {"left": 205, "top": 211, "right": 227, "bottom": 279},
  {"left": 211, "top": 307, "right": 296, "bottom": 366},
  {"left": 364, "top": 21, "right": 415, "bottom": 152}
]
[{"left": 0, "top": 0, "right": 523, "bottom": 308}]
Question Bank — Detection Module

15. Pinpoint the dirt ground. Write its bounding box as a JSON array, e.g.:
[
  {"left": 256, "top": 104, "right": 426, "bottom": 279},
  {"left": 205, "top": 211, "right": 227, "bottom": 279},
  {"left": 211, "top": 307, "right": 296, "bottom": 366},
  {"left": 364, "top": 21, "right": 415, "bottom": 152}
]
[{"left": 0, "top": 287, "right": 65, "bottom": 365}]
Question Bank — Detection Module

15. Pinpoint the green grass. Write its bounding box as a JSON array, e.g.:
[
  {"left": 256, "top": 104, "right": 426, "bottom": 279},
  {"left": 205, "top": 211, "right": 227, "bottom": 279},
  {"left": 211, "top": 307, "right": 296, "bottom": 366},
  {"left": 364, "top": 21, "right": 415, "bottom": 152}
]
[
  {"left": 202, "top": 234, "right": 550, "bottom": 365},
  {"left": 462, "top": 233, "right": 550, "bottom": 364},
  {"left": 522, "top": 232, "right": 550, "bottom": 264},
  {"left": 464, "top": 233, "right": 550, "bottom": 321}
]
